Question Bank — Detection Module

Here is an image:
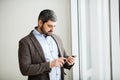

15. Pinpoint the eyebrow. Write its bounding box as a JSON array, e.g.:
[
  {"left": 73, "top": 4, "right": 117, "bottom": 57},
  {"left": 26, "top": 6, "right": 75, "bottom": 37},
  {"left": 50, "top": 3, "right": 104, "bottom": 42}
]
[{"left": 47, "top": 24, "right": 56, "bottom": 27}]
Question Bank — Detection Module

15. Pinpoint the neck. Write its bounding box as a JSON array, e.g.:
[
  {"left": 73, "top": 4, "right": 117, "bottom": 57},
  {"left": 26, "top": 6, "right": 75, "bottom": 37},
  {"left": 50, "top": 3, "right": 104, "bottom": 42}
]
[{"left": 37, "top": 27, "right": 43, "bottom": 34}]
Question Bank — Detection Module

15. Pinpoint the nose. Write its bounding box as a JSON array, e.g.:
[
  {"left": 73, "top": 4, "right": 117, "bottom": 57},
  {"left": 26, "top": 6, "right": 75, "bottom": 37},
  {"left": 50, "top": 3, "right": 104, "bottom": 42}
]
[{"left": 50, "top": 26, "right": 55, "bottom": 31}]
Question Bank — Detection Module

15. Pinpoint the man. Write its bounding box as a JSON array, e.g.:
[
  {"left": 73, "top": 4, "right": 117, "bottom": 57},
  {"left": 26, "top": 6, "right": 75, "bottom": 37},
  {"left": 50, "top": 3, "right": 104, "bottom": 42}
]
[{"left": 18, "top": 9, "right": 75, "bottom": 80}]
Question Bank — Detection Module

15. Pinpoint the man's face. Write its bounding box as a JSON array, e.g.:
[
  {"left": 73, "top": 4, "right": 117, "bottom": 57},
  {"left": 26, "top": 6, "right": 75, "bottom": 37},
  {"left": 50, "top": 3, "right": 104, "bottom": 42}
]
[{"left": 38, "top": 20, "right": 56, "bottom": 36}]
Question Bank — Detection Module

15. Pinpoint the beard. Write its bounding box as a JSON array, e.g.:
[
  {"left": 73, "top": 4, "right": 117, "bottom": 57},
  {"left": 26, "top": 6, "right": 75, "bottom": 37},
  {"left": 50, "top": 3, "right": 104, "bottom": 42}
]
[{"left": 40, "top": 25, "right": 53, "bottom": 36}]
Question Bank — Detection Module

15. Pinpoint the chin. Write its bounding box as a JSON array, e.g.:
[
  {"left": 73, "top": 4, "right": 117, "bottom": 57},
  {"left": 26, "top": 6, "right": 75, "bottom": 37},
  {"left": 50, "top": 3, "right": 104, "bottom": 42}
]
[
  {"left": 47, "top": 34, "right": 52, "bottom": 36},
  {"left": 47, "top": 33, "right": 53, "bottom": 36}
]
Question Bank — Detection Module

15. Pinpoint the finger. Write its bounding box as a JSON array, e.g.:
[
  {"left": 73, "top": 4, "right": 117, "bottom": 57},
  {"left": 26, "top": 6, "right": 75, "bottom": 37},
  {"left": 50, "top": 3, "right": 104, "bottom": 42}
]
[
  {"left": 67, "top": 57, "right": 75, "bottom": 63},
  {"left": 59, "top": 62, "right": 63, "bottom": 67},
  {"left": 56, "top": 61, "right": 63, "bottom": 67},
  {"left": 69, "top": 57, "right": 75, "bottom": 61},
  {"left": 60, "top": 57, "right": 66, "bottom": 61},
  {"left": 58, "top": 57, "right": 66, "bottom": 64}
]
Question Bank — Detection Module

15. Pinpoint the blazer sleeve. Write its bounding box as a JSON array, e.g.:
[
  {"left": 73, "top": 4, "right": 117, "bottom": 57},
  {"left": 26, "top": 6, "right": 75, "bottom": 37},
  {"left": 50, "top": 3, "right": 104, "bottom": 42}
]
[{"left": 18, "top": 38, "right": 51, "bottom": 76}]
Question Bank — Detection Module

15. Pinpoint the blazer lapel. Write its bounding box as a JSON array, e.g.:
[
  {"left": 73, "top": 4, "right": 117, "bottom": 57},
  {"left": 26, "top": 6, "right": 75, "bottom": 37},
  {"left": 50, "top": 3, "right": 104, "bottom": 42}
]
[
  {"left": 51, "top": 34, "right": 63, "bottom": 57},
  {"left": 28, "top": 31, "right": 46, "bottom": 62}
]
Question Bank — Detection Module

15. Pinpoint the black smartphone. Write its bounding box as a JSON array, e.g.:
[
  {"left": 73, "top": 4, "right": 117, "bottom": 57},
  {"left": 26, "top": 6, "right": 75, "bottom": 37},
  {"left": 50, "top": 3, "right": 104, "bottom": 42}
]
[{"left": 72, "top": 55, "right": 76, "bottom": 58}]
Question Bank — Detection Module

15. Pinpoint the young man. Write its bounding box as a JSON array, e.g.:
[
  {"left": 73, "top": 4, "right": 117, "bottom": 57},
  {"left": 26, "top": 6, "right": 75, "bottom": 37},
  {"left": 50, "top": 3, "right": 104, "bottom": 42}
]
[{"left": 18, "top": 9, "right": 75, "bottom": 80}]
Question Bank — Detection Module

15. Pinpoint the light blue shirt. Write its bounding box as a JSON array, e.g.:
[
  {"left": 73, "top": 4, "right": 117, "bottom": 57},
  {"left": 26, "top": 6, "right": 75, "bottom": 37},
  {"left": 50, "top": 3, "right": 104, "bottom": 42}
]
[{"left": 33, "top": 29, "right": 61, "bottom": 80}]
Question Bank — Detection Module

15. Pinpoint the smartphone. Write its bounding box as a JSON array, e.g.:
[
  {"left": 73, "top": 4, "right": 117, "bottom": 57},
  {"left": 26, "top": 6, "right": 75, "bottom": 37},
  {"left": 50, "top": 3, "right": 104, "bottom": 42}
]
[{"left": 72, "top": 55, "right": 76, "bottom": 58}]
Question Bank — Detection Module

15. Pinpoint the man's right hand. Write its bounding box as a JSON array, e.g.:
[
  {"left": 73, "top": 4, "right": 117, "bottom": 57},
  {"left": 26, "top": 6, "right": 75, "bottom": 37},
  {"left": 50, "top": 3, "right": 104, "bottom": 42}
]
[{"left": 50, "top": 57, "right": 66, "bottom": 68}]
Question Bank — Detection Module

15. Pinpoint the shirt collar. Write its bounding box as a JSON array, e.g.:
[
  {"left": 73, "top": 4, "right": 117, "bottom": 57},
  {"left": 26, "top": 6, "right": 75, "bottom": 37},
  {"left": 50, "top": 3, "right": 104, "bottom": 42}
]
[
  {"left": 33, "top": 27, "right": 43, "bottom": 36},
  {"left": 33, "top": 27, "right": 51, "bottom": 38}
]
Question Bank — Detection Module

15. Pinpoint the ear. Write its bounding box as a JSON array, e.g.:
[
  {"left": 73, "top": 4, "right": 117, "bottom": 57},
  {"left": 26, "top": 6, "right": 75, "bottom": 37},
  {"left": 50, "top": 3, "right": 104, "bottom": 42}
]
[{"left": 38, "top": 20, "right": 43, "bottom": 27}]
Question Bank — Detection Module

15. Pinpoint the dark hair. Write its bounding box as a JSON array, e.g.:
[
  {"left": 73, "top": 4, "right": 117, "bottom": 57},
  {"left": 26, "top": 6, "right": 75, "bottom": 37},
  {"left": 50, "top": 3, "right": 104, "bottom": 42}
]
[{"left": 38, "top": 9, "right": 57, "bottom": 23}]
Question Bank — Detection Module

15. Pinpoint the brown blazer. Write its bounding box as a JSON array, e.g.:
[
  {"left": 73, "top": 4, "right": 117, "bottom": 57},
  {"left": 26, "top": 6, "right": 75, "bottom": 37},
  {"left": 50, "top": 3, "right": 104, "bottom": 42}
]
[{"left": 18, "top": 31, "right": 73, "bottom": 80}]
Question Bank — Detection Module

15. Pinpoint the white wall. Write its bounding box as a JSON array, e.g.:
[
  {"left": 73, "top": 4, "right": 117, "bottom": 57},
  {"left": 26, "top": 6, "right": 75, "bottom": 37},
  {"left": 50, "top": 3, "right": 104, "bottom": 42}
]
[{"left": 0, "top": 0, "right": 72, "bottom": 80}]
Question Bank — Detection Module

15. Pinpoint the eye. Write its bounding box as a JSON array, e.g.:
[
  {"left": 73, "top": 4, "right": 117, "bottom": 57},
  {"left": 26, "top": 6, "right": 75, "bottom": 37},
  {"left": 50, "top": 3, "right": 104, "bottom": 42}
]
[
  {"left": 48, "top": 24, "right": 52, "bottom": 27},
  {"left": 48, "top": 24, "right": 56, "bottom": 28}
]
